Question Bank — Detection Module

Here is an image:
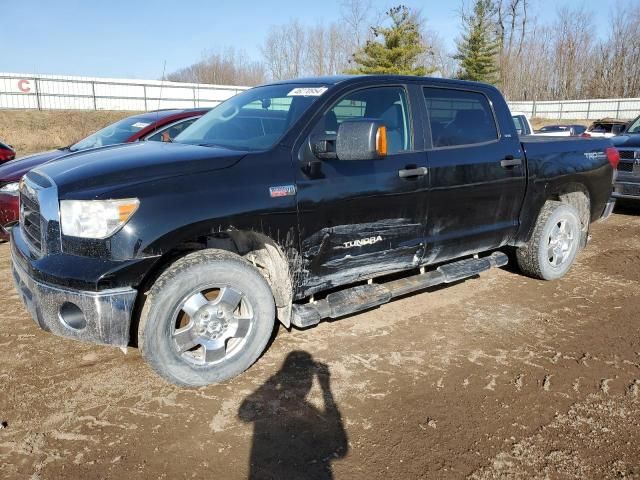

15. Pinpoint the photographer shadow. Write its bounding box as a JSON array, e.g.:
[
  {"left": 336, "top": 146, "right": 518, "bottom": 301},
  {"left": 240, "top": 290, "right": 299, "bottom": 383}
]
[{"left": 238, "top": 351, "right": 348, "bottom": 480}]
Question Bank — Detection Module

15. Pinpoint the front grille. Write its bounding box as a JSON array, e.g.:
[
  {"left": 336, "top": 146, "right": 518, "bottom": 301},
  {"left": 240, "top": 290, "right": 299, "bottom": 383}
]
[
  {"left": 619, "top": 150, "right": 636, "bottom": 160},
  {"left": 20, "top": 189, "right": 43, "bottom": 254},
  {"left": 618, "top": 161, "right": 634, "bottom": 173}
]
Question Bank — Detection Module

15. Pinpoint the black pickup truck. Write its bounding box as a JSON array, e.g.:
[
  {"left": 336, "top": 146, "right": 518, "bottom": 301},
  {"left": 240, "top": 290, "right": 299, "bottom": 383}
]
[{"left": 11, "top": 75, "right": 618, "bottom": 386}]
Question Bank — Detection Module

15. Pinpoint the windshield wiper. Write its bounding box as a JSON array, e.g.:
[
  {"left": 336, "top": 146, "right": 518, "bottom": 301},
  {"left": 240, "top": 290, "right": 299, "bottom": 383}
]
[{"left": 197, "top": 142, "right": 227, "bottom": 149}]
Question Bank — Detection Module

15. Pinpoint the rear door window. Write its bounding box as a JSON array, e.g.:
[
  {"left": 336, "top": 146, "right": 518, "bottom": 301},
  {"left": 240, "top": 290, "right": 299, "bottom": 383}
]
[{"left": 423, "top": 88, "right": 498, "bottom": 148}]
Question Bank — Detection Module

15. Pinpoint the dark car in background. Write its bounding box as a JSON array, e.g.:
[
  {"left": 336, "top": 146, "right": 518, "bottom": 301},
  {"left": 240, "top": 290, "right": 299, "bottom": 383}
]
[
  {"left": 585, "top": 118, "right": 627, "bottom": 138},
  {"left": 0, "top": 141, "right": 16, "bottom": 163},
  {"left": 534, "top": 124, "right": 587, "bottom": 136},
  {"left": 0, "top": 108, "right": 208, "bottom": 240},
  {"left": 612, "top": 114, "right": 640, "bottom": 202}
]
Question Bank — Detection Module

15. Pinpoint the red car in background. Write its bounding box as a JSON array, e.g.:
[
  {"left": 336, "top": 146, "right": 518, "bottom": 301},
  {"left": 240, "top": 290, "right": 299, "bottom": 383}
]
[
  {"left": 0, "top": 108, "right": 208, "bottom": 240},
  {"left": 0, "top": 141, "right": 16, "bottom": 163}
]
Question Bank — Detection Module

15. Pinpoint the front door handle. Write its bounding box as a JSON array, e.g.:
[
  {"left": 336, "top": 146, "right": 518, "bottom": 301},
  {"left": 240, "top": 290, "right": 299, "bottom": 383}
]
[
  {"left": 398, "top": 167, "right": 428, "bottom": 178},
  {"left": 500, "top": 157, "right": 522, "bottom": 168}
]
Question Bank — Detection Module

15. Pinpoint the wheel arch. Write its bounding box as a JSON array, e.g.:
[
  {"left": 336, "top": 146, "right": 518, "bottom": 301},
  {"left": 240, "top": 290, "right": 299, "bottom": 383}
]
[
  {"left": 134, "top": 228, "right": 297, "bottom": 338},
  {"left": 548, "top": 182, "right": 591, "bottom": 238},
  {"left": 516, "top": 181, "right": 591, "bottom": 246}
]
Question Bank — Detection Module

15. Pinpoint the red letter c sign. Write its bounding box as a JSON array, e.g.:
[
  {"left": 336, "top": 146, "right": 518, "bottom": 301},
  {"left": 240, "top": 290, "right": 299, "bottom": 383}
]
[{"left": 18, "top": 79, "right": 31, "bottom": 93}]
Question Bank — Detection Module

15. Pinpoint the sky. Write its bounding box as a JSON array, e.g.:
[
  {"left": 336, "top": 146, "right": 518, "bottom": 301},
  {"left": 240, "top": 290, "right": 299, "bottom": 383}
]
[{"left": 1, "top": 0, "right": 611, "bottom": 80}]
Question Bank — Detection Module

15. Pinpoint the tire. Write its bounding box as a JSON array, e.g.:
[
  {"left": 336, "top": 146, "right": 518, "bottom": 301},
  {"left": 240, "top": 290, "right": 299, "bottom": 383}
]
[
  {"left": 516, "top": 201, "right": 582, "bottom": 281},
  {"left": 138, "top": 249, "right": 276, "bottom": 387}
]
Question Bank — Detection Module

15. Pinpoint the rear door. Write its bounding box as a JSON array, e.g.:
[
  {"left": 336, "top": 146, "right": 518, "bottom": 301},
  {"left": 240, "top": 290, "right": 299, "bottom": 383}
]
[
  {"left": 421, "top": 86, "right": 526, "bottom": 264},
  {"left": 295, "top": 84, "right": 429, "bottom": 297}
]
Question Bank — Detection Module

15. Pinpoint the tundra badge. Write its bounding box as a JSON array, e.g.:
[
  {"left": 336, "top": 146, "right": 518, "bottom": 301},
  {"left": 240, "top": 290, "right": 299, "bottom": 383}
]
[{"left": 343, "top": 236, "right": 383, "bottom": 248}]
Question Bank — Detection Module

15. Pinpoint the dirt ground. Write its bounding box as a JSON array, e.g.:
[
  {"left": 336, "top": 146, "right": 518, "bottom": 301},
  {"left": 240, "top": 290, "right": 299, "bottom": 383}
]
[{"left": 1, "top": 206, "right": 639, "bottom": 480}]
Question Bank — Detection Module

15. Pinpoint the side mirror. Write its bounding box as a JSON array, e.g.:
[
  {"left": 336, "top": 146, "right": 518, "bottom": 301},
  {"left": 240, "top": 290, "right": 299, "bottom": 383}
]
[{"left": 336, "top": 119, "right": 387, "bottom": 161}]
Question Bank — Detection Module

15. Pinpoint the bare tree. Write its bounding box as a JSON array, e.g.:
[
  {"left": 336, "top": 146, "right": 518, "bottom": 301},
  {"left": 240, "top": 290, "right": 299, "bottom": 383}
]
[
  {"left": 166, "top": 48, "right": 265, "bottom": 86},
  {"left": 340, "top": 0, "right": 373, "bottom": 50},
  {"left": 422, "top": 30, "right": 457, "bottom": 78},
  {"left": 262, "top": 20, "right": 307, "bottom": 80},
  {"left": 586, "top": 3, "right": 640, "bottom": 99},
  {"left": 168, "top": 1, "right": 640, "bottom": 102},
  {"left": 306, "top": 23, "right": 351, "bottom": 76},
  {"left": 496, "top": 0, "right": 529, "bottom": 95}
]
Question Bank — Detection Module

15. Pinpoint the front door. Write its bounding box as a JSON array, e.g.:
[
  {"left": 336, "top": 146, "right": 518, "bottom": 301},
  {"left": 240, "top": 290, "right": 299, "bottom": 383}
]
[
  {"left": 295, "top": 85, "right": 429, "bottom": 298},
  {"left": 421, "top": 86, "right": 526, "bottom": 264}
]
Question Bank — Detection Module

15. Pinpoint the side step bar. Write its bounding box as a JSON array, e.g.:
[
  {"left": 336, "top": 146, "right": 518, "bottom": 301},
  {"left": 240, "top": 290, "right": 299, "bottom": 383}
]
[{"left": 291, "top": 251, "right": 508, "bottom": 328}]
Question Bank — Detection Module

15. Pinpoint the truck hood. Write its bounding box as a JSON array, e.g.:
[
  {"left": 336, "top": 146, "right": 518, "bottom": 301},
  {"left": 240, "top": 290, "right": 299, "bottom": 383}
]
[
  {"left": 611, "top": 134, "right": 640, "bottom": 149},
  {"left": 0, "top": 149, "right": 68, "bottom": 183},
  {"left": 34, "top": 142, "right": 247, "bottom": 198}
]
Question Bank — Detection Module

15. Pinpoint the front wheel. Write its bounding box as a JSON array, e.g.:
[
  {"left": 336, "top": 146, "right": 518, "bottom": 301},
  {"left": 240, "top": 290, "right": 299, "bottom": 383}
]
[
  {"left": 138, "top": 249, "right": 276, "bottom": 387},
  {"left": 516, "top": 201, "right": 583, "bottom": 281}
]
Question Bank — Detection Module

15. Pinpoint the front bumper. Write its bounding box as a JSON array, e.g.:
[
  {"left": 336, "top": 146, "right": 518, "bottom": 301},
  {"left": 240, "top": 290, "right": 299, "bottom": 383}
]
[
  {"left": 11, "top": 245, "right": 138, "bottom": 347},
  {"left": 613, "top": 180, "right": 640, "bottom": 200}
]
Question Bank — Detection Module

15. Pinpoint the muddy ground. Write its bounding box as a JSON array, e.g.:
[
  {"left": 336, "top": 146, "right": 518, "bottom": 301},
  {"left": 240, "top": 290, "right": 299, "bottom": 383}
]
[{"left": 1, "top": 207, "right": 639, "bottom": 479}]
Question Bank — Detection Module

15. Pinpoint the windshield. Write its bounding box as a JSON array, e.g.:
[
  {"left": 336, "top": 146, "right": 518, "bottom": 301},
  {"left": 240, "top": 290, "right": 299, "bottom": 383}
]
[
  {"left": 174, "top": 84, "right": 329, "bottom": 151},
  {"left": 70, "top": 116, "right": 155, "bottom": 151},
  {"left": 626, "top": 117, "right": 640, "bottom": 134}
]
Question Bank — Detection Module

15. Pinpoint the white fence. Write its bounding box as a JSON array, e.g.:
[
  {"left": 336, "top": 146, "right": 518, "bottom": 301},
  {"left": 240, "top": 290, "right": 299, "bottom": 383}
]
[
  {"left": 0, "top": 73, "right": 249, "bottom": 111},
  {"left": 508, "top": 98, "right": 640, "bottom": 120},
  {"left": 3, "top": 72, "right": 640, "bottom": 120}
]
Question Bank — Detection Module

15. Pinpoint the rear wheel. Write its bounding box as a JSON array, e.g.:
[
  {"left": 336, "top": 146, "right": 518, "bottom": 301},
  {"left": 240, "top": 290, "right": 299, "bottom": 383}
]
[
  {"left": 138, "top": 249, "right": 276, "bottom": 387},
  {"left": 516, "top": 201, "right": 582, "bottom": 280}
]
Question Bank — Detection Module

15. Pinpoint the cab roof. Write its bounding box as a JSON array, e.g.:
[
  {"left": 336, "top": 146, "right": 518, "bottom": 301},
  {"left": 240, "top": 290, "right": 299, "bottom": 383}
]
[{"left": 266, "top": 75, "right": 495, "bottom": 89}]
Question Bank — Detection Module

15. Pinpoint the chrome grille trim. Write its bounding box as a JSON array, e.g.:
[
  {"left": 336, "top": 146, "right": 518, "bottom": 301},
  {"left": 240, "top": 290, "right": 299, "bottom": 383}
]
[{"left": 19, "top": 172, "right": 60, "bottom": 257}]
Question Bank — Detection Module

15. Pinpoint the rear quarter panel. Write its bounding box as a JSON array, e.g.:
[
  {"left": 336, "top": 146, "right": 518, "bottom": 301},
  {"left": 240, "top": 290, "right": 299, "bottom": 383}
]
[{"left": 515, "top": 136, "right": 613, "bottom": 244}]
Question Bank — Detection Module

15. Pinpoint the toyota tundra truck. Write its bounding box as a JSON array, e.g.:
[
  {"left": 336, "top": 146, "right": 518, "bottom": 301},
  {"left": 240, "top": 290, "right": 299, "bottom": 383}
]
[{"left": 11, "top": 75, "right": 618, "bottom": 386}]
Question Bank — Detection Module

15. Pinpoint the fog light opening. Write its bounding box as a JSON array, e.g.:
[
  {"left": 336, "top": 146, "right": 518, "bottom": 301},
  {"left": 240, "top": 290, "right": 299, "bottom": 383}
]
[{"left": 59, "top": 302, "right": 87, "bottom": 330}]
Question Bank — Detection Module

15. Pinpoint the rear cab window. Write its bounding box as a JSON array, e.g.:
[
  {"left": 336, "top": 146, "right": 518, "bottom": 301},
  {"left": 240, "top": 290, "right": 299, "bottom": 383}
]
[{"left": 423, "top": 87, "right": 498, "bottom": 148}]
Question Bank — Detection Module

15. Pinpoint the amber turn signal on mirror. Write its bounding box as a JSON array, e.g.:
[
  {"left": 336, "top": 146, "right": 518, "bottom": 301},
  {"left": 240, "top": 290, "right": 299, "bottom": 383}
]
[{"left": 376, "top": 125, "right": 387, "bottom": 157}]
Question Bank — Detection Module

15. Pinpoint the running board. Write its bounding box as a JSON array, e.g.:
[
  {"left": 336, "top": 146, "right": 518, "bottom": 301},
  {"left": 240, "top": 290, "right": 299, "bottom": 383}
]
[{"left": 291, "top": 251, "right": 508, "bottom": 328}]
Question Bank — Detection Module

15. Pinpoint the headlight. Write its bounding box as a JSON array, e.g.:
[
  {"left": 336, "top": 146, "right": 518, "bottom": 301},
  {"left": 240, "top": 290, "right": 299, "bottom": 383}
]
[
  {"left": 60, "top": 199, "right": 139, "bottom": 239},
  {"left": 0, "top": 182, "right": 19, "bottom": 195}
]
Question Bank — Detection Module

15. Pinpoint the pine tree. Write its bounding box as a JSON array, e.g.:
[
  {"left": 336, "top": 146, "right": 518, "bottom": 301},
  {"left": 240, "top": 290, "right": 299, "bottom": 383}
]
[
  {"left": 348, "top": 5, "right": 434, "bottom": 76},
  {"left": 454, "top": 0, "right": 500, "bottom": 84}
]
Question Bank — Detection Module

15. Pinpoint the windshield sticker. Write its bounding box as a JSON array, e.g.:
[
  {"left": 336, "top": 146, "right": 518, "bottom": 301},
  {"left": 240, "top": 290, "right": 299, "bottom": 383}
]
[
  {"left": 131, "top": 122, "right": 151, "bottom": 129},
  {"left": 287, "top": 87, "right": 328, "bottom": 97}
]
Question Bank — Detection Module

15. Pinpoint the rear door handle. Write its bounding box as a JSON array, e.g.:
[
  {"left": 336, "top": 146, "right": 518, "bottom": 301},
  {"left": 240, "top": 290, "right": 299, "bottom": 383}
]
[
  {"left": 500, "top": 157, "right": 522, "bottom": 168},
  {"left": 398, "top": 167, "right": 428, "bottom": 178}
]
